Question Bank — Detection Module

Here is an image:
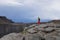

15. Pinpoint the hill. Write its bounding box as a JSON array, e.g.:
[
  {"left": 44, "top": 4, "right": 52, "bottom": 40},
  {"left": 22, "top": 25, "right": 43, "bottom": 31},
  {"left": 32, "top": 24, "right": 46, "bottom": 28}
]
[
  {"left": 48, "top": 20, "right": 60, "bottom": 24},
  {"left": 0, "top": 16, "right": 14, "bottom": 24}
]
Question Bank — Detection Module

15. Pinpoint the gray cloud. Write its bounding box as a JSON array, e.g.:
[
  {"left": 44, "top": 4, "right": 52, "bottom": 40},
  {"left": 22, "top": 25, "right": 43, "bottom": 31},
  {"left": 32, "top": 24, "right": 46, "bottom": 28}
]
[{"left": 0, "top": 0, "right": 60, "bottom": 22}]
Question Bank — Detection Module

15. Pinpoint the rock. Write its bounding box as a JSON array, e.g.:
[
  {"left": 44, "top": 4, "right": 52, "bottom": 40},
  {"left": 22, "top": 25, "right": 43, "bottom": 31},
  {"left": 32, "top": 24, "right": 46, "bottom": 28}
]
[
  {"left": 0, "top": 33, "right": 23, "bottom": 40},
  {"left": 25, "top": 34, "right": 42, "bottom": 40},
  {"left": 0, "top": 33, "right": 43, "bottom": 40}
]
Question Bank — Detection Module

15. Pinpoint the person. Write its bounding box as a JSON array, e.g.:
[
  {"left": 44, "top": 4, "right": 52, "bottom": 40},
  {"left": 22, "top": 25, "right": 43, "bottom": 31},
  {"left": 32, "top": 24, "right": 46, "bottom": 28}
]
[{"left": 37, "top": 17, "right": 40, "bottom": 25}]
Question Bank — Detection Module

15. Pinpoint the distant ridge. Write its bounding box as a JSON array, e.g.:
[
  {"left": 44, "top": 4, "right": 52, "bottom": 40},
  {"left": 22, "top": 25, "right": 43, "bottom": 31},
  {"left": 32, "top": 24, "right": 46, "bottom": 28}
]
[
  {"left": 48, "top": 20, "right": 60, "bottom": 23},
  {"left": 0, "top": 16, "right": 14, "bottom": 24}
]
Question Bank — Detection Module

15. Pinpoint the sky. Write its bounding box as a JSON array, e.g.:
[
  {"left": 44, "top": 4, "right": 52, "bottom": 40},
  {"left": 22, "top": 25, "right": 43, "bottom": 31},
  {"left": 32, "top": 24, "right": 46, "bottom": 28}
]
[{"left": 0, "top": 0, "right": 60, "bottom": 22}]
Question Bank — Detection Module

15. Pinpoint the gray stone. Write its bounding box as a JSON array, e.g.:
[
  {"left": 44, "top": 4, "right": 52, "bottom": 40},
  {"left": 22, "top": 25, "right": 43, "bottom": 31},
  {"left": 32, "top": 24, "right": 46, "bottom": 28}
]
[
  {"left": 0, "top": 33, "right": 23, "bottom": 40},
  {"left": 25, "top": 34, "right": 42, "bottom": 40}
]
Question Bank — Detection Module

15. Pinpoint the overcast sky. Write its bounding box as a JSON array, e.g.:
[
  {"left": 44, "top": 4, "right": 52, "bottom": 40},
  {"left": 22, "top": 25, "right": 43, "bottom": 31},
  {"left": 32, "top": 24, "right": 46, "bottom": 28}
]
[{"left": 0, "top": 0, "right": 60, "bottom": 22}]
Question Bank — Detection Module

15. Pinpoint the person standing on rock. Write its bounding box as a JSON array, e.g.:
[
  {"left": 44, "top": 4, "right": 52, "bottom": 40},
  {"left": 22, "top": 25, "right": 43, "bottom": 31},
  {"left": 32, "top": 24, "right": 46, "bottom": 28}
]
[{"left": 37, "top": 17, "right": 40, "bottom": 25}]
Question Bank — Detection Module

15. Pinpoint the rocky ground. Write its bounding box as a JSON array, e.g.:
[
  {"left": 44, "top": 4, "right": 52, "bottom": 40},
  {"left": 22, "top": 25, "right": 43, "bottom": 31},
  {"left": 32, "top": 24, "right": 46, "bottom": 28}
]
[
  {"left": 0, "top": 29, "right": 60, "bottom": 40},
  {"left": 0, "top": 24, "right": 60, "bottom": 40}
]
